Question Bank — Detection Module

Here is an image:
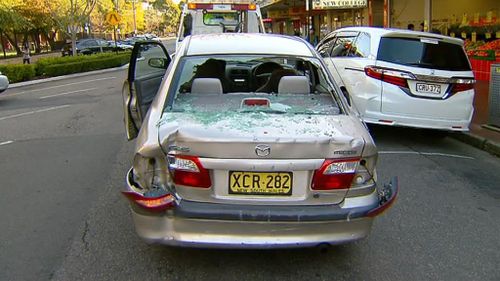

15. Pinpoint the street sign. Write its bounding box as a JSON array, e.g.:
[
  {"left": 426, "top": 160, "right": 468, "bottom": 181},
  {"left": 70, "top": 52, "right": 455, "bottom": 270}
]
[{"left": 106, "top": 11, "right": 121, "bottom": 26}]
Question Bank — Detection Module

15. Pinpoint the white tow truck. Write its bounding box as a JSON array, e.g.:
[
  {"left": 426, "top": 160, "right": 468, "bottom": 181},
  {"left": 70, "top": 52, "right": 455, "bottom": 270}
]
[{"left": 176, "top": 0, "right": 265, "bottom": 50}]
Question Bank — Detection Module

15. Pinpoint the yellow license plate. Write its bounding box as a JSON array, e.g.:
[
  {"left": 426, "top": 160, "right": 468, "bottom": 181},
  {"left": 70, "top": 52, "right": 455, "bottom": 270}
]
[{"left": 229, "top": 171, "right": 293, "bottom": 195}]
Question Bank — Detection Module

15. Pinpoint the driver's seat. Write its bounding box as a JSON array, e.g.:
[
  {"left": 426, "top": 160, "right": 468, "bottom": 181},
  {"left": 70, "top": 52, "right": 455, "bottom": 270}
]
[{"left": 256, "top": 69, "right": 298, "bottom": 93}]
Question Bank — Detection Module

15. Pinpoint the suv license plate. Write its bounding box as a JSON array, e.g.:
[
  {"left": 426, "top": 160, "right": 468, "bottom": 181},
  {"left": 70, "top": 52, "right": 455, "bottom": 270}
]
[
  {"left": 416, "top": 83, "right": 441, "bottom": 94},
  {"left": 229, "top": 171, "right": 292, "bottom": 196}
]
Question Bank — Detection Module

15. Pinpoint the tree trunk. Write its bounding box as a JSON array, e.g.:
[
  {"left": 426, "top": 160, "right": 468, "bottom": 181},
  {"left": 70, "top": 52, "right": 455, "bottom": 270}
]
[
  {"left": 32, "top": 32, "right": 42, "bottom": 54},
  {"left": 5, "top": 33, "right": 21, "bottom": 55},
  {"left": 0, "top": 30, "right": 6, "bottom": 59},
  {"left": 71, "top": 28, "right": 77, "bottom": 56},
  {"left": 13, "top": 33, "right": 20, "bottom": 55},
  {"left": 44, "top": 30, "right": 57, "bottom": 51}
]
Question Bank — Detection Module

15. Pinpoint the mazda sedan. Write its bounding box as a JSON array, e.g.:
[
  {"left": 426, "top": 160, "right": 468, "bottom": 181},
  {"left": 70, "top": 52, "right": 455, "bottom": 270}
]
[{"left": 121, "top": 33, "right": 397, "bottom": 248}]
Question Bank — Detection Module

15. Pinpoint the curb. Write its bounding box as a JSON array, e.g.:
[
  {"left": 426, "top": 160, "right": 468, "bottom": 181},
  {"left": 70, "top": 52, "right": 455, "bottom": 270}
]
[
  {"left": 451, "top": 132, "right": 500, "bottom": 157},
  {"left": 9, "top": 64, "right": 129, "bottom": 88}
]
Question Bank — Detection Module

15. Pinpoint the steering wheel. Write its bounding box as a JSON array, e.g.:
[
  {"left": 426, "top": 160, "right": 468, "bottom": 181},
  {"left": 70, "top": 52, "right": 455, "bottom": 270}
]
[{"left": 252, "top": 62, "right": 283, "bottom": 91}]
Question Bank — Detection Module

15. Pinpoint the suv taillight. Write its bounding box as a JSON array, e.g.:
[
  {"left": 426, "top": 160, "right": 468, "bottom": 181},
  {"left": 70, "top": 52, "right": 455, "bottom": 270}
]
[
  {"left": 450, "top": 78, "right": 475, "bottom": 94},
  {"left": 365, "top": 66, "right": 415, "bottom": 88},
  {"left": 168, "top": 155, "right": 211, "bottom": 188},
  {"left": 311, "top": 158, "right": 360, "bottom": 190}
]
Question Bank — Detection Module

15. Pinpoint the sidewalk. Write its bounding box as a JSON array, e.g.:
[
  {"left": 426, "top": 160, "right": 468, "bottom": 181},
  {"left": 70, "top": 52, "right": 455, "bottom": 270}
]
[
  {"left": 0, "top": 52, "right": 61, "bottom": 65},
  {"left": 451, "top": 80, "right": 500, "bottom": 157}
]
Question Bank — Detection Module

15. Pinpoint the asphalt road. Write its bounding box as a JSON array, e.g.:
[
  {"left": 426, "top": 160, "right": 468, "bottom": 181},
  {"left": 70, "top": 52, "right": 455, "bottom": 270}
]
[{"left": 0, "top": 40, "right": 499, "bottom": 280}]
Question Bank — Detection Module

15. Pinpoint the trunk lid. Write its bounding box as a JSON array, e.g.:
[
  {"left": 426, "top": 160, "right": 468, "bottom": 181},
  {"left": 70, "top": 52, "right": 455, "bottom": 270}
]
[{"left": 157, "top": 93, "right": 367, "bottom": 205}]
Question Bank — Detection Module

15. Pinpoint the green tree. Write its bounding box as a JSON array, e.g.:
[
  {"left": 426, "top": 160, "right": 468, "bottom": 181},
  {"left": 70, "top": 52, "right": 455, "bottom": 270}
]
[
  {"left": 44, "top": 0, "right": 98, "bottom": 56},
  {"left": 151, "top": 0, "right": 180, "bottom": 34},
  {"left": 90, "top": 0, "right": 115, "bottom": 36},
  {"left": 15, "top": 0, "right": 54, "bottom": 53},
  {"left": 144, "top": 9, "right": 163, "bottom": 35},
  {"left": 0, "top": 1, "right": 28, "bottom": 57}
]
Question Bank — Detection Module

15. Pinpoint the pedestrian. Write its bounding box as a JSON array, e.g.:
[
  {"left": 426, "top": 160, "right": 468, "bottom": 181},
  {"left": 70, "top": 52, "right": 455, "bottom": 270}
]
[
  {"left": 22, "top": 45, "right": 31, "bottom": 64},
  {"left": 407, "top": 23, "right": 414, "bottom": 30},
  {"left": 306, "top": 27, "right": 318, "bottom": 46}
]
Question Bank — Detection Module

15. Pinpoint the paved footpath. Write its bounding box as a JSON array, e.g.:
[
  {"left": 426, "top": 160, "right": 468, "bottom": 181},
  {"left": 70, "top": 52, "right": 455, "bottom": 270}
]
[{"left": 0, "top": 51, "right": 61, "bottom": 65}]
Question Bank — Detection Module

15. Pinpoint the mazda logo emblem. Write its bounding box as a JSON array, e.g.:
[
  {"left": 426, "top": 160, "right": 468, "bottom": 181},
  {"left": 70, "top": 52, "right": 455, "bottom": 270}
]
[{"left": 255, "top": 144, "right": 271, "bottom": 157}]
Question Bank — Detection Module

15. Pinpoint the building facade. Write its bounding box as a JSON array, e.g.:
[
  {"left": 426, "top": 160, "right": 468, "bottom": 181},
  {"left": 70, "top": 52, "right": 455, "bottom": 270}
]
[{"left": 259, "top": 0, "right": 499, "bottom": 43}]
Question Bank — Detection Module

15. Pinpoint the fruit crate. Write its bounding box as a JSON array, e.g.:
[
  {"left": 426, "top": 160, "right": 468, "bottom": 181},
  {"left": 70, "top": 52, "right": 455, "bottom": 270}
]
[
  {"left": 489, "top": 64, "right": 500, "bottom": 127},
  {"left": 470, "top": 58, "right": 500, "bottom": 81}
]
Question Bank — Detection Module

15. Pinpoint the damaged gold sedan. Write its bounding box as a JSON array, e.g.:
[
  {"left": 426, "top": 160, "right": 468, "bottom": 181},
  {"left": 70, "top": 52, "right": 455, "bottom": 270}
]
[{"left": 121, "top": 34, "right": 397, "bottom": 248}]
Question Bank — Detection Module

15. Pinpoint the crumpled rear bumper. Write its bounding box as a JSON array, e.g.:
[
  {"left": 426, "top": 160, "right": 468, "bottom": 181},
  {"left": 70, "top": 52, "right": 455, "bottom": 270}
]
[{"left": 124, "top": 169, "right": 398, "bottom": 248}]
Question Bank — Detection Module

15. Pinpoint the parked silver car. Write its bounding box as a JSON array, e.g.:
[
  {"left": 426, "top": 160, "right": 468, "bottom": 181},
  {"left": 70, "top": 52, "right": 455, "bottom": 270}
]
[
  {"left": 0, "top": 71, "right": 8, "bottom": 93},
  {"left": 121, "top": 34, "right": 398, "bottom": 248}
]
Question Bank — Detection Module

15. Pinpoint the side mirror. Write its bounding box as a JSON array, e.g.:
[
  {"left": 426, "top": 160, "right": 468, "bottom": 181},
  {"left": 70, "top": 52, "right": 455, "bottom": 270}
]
[
  {"left": 340, "top": 86, "right": 351, "bottom": 106},
  {"left": 148, "top": 58, "right": 169, "bottom": 69}
]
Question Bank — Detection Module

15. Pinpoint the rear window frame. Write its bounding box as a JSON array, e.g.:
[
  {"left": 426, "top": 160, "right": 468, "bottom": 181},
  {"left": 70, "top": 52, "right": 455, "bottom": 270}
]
[
  {"left": 163, "top": 54, "right": 346, "bottom": 115},
  {"left": 376, "top": 36, "right": 471, "bottom": 71}
]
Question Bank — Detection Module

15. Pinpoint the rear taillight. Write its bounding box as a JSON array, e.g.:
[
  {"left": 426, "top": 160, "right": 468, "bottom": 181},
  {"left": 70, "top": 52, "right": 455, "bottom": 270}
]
[
  {"left": 311, "top": 158, "right": 360, "bottom": 190},
  {"left": 365, "top": 66, "right": 415, "bottom": 88},
  {"left": 122, "top": 191, "right": 176, "bottom": 212},
  {"left": 168, "top": 155, "right": 211, "bottom": 188},
  {"left": 450, "top": 78, "right": 475, "bottom": 93}
]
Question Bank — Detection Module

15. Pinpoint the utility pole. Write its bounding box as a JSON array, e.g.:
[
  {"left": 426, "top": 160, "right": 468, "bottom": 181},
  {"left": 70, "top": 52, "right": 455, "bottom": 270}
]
[{"left": 424, "top": 0, "right": 432, "bottom": 32}]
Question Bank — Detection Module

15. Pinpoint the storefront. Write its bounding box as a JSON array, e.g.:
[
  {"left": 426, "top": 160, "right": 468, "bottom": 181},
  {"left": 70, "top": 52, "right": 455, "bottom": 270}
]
[
  {"left": 312, "top": 0, "right": 368, "bottom": 37},
  {"left": 261, "top": 0, "right": 499, "bottom": 78},
  {"left": 391, "top": 0, "right": 499, "bottom": 81},
  {"left": 260, "top": 0, "right": 372, "bottom": 39}
]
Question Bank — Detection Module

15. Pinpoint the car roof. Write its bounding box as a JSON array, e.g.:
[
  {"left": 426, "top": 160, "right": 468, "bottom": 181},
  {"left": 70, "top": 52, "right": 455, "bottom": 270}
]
[
  {"left": 185, "top": 33, "right": 315, "bottom": 57},
  {"left": 335, "top": 26, "right": 464, "bottom": 45}
]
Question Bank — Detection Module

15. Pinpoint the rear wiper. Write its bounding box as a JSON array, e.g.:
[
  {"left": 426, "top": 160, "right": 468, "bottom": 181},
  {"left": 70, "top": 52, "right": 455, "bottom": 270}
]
[{"left": 406, "top": 62, "right": 434, "bottom": 67}]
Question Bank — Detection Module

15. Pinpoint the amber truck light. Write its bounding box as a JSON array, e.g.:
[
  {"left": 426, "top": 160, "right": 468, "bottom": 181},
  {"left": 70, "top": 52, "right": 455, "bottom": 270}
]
[
  {"left": 311, "top": 158, "right": 360, "bottom": 190},
  {"left": 168, "top": 155, "right": 211, "bottom": 188}
]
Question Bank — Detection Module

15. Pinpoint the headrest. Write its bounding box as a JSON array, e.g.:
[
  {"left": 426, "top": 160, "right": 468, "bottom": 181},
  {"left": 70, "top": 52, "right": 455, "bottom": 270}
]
[
  {"left": 277, "top": 76, "right": 309, "bottom": 94},
  {"left": 191, "top": 78, "right": 223, "bottom": 94}
]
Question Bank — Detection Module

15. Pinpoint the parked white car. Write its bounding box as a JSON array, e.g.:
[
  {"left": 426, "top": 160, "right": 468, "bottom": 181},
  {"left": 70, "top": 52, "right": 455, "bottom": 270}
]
[
  {"left": 0, "top": 71, "right": 8, "bottom": 93},
  {"left": 316, "top": 27, "right": 475, "bottom": 131}
]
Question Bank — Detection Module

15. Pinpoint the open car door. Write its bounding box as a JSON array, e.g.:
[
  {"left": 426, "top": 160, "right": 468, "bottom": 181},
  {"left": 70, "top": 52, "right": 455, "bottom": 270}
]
[{"left": 122, "top": 41, "right": 171, "bottom": 140}]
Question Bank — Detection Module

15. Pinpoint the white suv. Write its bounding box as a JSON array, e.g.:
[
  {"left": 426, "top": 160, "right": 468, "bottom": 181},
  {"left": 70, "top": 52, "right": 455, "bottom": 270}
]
[{"left": 317, "top": 27, "right": 475, "bottom": 131}]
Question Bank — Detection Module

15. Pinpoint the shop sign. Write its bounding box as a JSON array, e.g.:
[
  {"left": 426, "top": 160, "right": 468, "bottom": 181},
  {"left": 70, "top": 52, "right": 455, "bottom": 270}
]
[
  {"left": 268, "top": 10, "right": 289, "bottom": 19},
  {"left": 312, "top": 0, "right": 367, "bottom": 10}
]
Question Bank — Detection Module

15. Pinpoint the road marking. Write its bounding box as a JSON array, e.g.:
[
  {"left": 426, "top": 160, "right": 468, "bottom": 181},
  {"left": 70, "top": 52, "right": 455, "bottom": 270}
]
[
  {"left": 40, "top": 88, "right": 97, "bottom": 99},
  {"left": 6, "top": 77, "right": 116, "bottom": 97},
  {"left": 0, "top": 140, "right": 14, "bottom": 146},
  {"left": 0, "top": 105, "right": 71, "bottom": 121},
  {"left": 379, "top": 150, "right": 474, "bottom": 160}
]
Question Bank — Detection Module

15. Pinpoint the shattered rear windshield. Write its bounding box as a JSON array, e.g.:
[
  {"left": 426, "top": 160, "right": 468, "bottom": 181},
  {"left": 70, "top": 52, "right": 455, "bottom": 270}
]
[{"left": 164, "top": 55, "right": 342, "bottom": 116}]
